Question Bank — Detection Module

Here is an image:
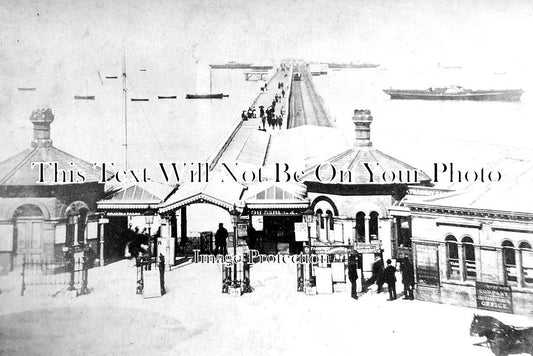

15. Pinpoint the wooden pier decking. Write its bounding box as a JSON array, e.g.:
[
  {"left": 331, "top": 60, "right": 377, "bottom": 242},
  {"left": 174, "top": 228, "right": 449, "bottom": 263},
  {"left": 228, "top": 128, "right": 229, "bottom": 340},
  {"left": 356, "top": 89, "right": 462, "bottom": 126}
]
[{"left": 206, "top": 63, "right": 333, "bottom": 170}]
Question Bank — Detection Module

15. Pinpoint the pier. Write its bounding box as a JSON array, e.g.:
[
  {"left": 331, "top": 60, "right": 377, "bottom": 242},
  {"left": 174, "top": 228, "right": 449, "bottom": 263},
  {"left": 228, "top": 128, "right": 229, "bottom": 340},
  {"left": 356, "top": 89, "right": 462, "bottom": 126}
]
[{"left": 207, "top": 63, "right": 334, "bottom": 170}]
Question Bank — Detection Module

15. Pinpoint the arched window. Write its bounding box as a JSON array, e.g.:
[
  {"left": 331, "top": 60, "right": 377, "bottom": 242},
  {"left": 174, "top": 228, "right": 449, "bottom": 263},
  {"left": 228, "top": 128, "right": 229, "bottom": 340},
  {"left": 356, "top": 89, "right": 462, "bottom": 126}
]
[
  {"left": 369, "top": 211, "right": 379, "bottom": 241},
  {"left": 326, "top": 210, "right": 334, "bottom": 230},
  {"left": 502, "top": 240, "right": 516, "bottom": 283},
  {"left": 462, "top": 236, "right": 476, "bottom": 278},
  {"left": 355, "top": 212, "right": 365, "bottom": 242},
  {"left": 13, "top": 204, "right": 44, "bottom": 264},
  {"left": 445, "top": 235, "right": 459, "bottom": 279},
  {"left": 519, "top": 242, "right": 533, "bottom": 285},
  {"left": 78, "top": 208, "right": 88, "bottom": 244},
  {"left": 316, "top": 209, "right": 324, "bottom": 230}
]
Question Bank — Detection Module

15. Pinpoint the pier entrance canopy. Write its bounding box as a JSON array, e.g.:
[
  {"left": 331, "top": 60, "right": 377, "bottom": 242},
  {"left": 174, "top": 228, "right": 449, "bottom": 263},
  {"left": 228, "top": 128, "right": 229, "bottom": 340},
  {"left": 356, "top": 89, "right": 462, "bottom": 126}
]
[{"left": 242, "top": 182, "right": 309, "bottom": 254}]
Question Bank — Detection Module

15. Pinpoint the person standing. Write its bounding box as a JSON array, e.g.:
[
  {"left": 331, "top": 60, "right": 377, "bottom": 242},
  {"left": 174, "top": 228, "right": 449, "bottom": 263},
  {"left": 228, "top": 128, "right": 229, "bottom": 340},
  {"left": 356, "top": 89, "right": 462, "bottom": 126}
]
[
  {"left": 366, "top": 256, "right": 384, "bottom": 293},
  {"left": 247, "top": 224, "right": 257, "bottom": 250},
  {"left": 401, "top": 257, "right": 415, "bottom": 300},
  {"left": 214, "top": 223, "right": 228, "bottom": 256},
  {"left": 348, "top": 254, "right": 358, "bottom": 300},
  {"left": 282, "top": 88, "right": 285, "bottom": 98},
  {"left": 383, "top": 259, "right": 397, "bottom": 300}
]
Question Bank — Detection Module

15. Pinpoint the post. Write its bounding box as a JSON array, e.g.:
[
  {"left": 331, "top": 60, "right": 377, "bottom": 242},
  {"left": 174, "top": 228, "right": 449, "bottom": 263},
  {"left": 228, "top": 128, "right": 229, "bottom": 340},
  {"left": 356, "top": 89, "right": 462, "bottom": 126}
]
[
  {"left": 21, "top": 255, "right": 26, "bottom": 296},
  {"left": 159, "top": 253, "right": 166, "bottom": 295},
  {"left": 233, "top": 223, "right": 238, "bottom": 283},
  {"left": 80, "top": 253, "right": 89, "bottom": 295},
  {"left": 98, "top": 217, "right": 108, "bottom": 267},
  {"left": 364, "top": 216, "right": 370, "bottom": 243},
  {"left": 68, "top": 254, "right": 76, "bottom": 291}
]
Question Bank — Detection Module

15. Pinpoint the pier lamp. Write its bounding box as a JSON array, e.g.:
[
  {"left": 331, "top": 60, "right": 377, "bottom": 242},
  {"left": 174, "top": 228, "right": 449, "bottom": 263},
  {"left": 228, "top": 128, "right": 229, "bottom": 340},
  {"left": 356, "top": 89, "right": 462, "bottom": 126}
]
[
  {"left": 303, "top": 207, "right": 315, "bottom": 283},
  {"left": 229, "top": 204, "right": 241, "bottom": 285},
  {"left": 144, "top": 206, "right": 156, "bottom": 264}
]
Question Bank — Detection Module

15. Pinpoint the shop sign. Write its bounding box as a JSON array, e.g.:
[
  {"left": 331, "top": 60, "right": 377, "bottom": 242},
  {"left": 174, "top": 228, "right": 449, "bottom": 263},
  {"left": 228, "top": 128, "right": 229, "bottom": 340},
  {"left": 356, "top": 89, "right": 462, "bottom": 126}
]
[
  {"left": 355, "top": 243, "right": 381, "bottom": 254},
  {"left": 476, "top": 282, "right": 513, "bottom": 314},
  {"left": 415, "top": 243, "right": 440, "bottom": 287},
  {"left": 250, "top": 209, "right": 302, "bottom": 216},
  {"left": 416, "top": 266, "right": 440, "bottom": 286}
]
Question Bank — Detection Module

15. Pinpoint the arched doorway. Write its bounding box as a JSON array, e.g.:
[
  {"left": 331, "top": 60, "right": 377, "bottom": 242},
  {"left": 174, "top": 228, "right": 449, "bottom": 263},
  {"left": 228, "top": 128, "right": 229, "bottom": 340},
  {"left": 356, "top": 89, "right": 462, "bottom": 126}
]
[{"left": 13, "top": 204, "right": 44, "bottom": 264}]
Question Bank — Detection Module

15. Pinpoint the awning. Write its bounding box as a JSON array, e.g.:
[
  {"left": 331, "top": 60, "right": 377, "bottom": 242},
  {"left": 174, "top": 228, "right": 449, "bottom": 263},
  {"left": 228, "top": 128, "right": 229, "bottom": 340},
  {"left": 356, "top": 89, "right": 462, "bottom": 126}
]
[
  {"left": 243, "top": 182, "right": 309, "bottom": 213},
  {"left": 97, "top": 182, "right": 175, "bottom": 214},
  {"left": 158, "top": 180, "right": 246, "bottom": 213}
]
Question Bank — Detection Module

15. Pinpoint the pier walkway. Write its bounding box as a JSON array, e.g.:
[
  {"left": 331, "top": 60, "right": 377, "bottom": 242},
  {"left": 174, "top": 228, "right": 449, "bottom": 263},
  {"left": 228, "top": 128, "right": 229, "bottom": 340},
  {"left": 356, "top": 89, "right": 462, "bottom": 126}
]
[
  {"left": 206, "top": 63, "right": 334, "bottom": 170},
  {"left": 207, "top": 68, "right": 292, "bottom": 169}
]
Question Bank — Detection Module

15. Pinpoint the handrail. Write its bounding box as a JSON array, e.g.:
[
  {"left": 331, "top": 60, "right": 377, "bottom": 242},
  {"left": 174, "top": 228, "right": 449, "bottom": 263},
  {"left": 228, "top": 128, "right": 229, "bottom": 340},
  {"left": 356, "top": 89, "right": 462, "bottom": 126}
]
[{"left": 206, "top": 68, "right": 279, "bottom": 171}]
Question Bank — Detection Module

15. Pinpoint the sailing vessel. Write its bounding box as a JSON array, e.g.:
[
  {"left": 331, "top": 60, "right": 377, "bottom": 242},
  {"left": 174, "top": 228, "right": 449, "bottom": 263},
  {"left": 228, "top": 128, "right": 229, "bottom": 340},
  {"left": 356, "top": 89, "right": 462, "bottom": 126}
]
[
  {"left": 186, "top": 63, "right": 228, "bottom": 99},
  {"left": 383, "top": 86, "right": 524, "bottom": 101}
]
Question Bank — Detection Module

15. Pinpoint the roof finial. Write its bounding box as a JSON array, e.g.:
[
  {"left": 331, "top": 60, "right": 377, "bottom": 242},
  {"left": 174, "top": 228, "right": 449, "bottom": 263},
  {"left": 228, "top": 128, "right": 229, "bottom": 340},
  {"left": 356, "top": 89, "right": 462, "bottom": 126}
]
[
  {"left": 352, "top": 109, "right": 373, "bottom": 147},
  {"left": 30, "top": 108, "right": 54, "bottom": 148}
]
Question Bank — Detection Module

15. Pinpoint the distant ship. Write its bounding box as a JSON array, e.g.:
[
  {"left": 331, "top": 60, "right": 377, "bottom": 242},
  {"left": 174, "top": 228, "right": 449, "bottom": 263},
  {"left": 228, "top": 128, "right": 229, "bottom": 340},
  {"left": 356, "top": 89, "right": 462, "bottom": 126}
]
[
  {"left": 327, "top": 63, "right": 380, "bottom": 69},
  {"left": 383, "top": 86, "right": 523, "bottom": 101},
  {"left": 186, "top": 93, "right": 228, "bottom": 99},
  {"left": 210, "top": 61, "right": 252, "bottom": 69}
]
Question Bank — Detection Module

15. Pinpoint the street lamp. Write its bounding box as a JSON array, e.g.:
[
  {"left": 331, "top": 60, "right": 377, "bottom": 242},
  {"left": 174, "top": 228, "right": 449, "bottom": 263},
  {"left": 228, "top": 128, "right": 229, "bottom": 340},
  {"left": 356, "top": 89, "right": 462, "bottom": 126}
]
[
  {"left": 229, "top": 204, "right": 241, "bottom": 286},
  {"left": 303, "top": 207, "right": 314, "bottom": 285},
  {"left": 144, "top": 206, "right": 156, "bottom": 266}
]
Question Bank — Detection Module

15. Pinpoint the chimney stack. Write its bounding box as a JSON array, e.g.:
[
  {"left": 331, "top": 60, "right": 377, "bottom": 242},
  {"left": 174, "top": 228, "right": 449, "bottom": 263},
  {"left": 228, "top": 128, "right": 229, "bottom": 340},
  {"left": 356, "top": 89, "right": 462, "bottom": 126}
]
[
  {"left": 352, "top": 109, "right": 373, "bottom": 147},
  {"left": 30, "top": 108, "right": 54, "bottom": 148}
]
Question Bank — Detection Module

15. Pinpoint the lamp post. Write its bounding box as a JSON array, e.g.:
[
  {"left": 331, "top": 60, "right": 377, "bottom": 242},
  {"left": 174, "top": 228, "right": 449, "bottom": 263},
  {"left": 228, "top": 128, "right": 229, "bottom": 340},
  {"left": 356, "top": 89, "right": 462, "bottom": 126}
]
[
  {"left": 67, "top": 213, "right": 79, "bottom": 291},
  {"left": 229, "top": 204, "right": 241, "bottom": 285},
  {"left": 303, "top": 207, "right": 314, "bottom": 285},
  {"left": 144, "top": 206, "right": 156, "bottom": 267}
]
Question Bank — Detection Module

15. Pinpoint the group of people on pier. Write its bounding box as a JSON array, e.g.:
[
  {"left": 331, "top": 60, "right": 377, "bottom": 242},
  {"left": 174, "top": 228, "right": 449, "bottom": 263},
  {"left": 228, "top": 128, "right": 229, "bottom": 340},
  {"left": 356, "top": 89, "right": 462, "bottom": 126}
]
[{"left": 240, "top": 76, "right": 289, "bottom": 131}]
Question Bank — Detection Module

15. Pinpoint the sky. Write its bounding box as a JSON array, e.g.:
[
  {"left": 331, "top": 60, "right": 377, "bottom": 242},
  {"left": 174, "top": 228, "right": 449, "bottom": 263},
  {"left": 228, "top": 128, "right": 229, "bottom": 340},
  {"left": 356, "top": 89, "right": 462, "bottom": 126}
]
[{"left": 1, "top": 0, "right": 533, "bottom": 162}]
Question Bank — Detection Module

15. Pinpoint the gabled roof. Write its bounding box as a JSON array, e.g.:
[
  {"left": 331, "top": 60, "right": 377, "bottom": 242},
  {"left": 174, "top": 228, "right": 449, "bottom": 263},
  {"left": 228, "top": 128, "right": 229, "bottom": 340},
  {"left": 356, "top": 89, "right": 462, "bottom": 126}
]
[
  {"left": 0, "top": 146, "right": 103, "bottom": 185},
  {"left": 158, "top": 180, "right": 246, "bottom": 213},
  {"left": 97, "top": 182, "right": 175, "bottom": 211},
  {"left": 243, "top": 182, "right": 309, "bottom": 210}
]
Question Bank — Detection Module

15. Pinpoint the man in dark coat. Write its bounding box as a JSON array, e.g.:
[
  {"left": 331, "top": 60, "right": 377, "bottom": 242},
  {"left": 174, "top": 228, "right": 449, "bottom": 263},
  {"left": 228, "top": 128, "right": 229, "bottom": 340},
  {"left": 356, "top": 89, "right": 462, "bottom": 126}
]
[
  {"left": 366, "top": 256, "right": 384, "bottom": 293},
  {"left": 383, "top": 259, "right": 397, "bottom": 300},
  {"left": 214, "top": 223, "right": 228, "bottom": 256},
  {"left": 348, "top": 254, "right": 358, "bottom": 300},
  {"left": 401, "top": 257, "right": 415, "bottom": 300},
  {"left": 247, "top": 225, "right": 257, "bottom": 251}
]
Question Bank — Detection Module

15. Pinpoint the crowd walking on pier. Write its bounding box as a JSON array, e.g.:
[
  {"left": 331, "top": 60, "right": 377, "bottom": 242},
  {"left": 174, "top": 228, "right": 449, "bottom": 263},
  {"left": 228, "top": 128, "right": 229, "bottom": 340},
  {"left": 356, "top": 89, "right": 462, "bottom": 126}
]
[{"left": 240, "top": 68, "right": 290, "bottom": 132}]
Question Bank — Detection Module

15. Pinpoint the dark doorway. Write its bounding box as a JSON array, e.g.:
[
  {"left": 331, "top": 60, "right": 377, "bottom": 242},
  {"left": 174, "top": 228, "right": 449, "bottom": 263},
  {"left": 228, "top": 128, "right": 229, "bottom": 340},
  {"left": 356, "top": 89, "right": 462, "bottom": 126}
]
[{"left": 261, "top": 215, "right": 303, "bottom": 254}]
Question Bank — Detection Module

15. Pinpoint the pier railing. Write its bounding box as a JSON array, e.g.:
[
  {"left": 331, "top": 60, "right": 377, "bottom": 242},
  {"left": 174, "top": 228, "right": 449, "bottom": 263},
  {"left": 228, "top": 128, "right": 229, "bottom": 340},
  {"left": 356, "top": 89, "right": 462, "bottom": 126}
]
[{"left": 205, "top": 66, "right": 283, "bottom": 171}]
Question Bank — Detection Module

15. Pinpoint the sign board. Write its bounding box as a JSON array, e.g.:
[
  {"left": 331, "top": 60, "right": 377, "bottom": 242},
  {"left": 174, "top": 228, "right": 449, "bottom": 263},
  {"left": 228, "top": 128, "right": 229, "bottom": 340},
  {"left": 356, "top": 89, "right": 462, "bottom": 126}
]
[
  {"left": 0, "top": 224, "right": 14, "bottom": 251},
  {"left": 54, "top": 224, "right": 66, "bottom": 244},
  {"left": 355, "top": 243, "right": 381, "bottom": 254},
  {"left": 415, "top": 243, "right": 440, "bottom": 287},
  {"left": 143, "top": 270, "right": 162, "bottom": 298},
  {"left": 315, "top": 267, "right": 333, "bottom": 294},
  {"left": 331, "top": 262, "right": 345, "bottom": 282},
  {"left": 476, "top": 282, "right": 512, "bottom": 314},
  {"left": 309, "top": 223, "right": 317, "bottom": 238},
  {"left": 294, "top": 222, "right": 308, "bottom": 242},
  {"left": 479, "top": 247, "right": 501, "bottom": 283}
]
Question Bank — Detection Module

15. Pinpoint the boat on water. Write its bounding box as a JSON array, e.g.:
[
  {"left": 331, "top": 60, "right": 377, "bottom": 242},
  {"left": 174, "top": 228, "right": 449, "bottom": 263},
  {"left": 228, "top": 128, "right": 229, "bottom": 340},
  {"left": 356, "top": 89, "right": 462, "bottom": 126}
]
[
  {"left": 186, "top": 93, "right": 228, "bottom": 99},
  {"left": 187, "top": 62, "right": 228, "bottom": 99},
  {"left": 383, "top": 86, "right": 523, "bottom": 101}
]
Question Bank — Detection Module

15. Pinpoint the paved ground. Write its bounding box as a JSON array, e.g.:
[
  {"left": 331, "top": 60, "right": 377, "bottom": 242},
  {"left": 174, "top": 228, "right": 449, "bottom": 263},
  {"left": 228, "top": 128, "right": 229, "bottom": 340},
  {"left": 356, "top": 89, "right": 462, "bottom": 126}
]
[{"left": 1, "top": 259, "right": 532, "bottom": 355}]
